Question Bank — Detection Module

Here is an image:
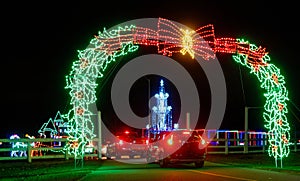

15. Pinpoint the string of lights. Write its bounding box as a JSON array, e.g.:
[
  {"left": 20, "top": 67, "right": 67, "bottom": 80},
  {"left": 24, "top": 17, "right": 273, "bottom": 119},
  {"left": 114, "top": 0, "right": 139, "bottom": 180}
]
[{"left": 64, "top": 18, "right": 290, "bottom": 163}]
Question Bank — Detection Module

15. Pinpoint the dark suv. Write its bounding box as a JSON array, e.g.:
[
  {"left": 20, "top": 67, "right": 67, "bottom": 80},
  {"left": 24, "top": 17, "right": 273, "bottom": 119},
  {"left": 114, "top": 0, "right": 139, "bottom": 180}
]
[{"left": 147, "top": 129, "right": 207, "bottom": 168}]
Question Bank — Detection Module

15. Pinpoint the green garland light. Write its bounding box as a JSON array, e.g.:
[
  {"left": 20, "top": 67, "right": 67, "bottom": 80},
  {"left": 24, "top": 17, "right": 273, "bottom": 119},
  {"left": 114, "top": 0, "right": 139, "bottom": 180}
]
[
  {"left": 233, "top": 39, "right": 291, "bottom": 164},
  {"left": 63, "top": 25, "right": 139, "bottom": 158}
]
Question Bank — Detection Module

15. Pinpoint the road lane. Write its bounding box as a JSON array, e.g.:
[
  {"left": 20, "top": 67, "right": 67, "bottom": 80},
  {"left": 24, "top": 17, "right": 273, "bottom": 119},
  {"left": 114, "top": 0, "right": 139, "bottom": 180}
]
[{"left": 79, "top": 159, "right": 299, "bottom": 181}]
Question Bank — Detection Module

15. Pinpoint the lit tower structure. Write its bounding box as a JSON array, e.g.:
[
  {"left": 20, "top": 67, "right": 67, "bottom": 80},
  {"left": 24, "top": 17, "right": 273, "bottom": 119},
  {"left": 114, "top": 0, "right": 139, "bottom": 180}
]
[{"left": 151, "top": 79, "right": 173, "bottom": 133}]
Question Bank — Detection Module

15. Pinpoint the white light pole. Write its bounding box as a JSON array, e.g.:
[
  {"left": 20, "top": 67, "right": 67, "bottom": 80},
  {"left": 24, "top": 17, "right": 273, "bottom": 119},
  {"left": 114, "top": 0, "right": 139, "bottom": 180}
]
[
  {"left": 97, "top": 111, "right": 102, "bottom": 160},
  {"left": 244, "top": 106, "right": 262, "bottom": 153},
  {"left": 147, "top": 78, "right": 151, "bottom": 139}
]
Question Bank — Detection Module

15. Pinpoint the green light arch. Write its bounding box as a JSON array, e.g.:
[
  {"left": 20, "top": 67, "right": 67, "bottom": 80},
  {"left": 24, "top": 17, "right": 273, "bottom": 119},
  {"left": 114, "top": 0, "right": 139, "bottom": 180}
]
[{"left": 63, "top": 18, "right": 291, "bottom": 167}]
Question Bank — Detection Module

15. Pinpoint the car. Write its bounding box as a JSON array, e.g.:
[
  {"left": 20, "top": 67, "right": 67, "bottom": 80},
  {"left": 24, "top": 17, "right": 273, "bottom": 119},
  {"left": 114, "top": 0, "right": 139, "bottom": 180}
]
[
  {"left": 106, "top": 130, "right": 148, "bottom": 159},
  {"left": 146, "top": 129, "right": 207, "bottom": 168}
]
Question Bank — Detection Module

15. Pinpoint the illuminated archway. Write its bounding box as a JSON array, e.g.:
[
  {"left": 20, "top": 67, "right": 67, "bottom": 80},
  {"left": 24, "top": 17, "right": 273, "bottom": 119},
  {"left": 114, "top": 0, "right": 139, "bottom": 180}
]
[{"left": 64, "top": 17, "right": 291, "bottom": 164}]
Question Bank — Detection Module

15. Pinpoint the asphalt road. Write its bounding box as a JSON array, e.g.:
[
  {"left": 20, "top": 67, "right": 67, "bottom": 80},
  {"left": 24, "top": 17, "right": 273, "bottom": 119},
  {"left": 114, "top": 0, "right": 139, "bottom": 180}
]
[
  {"left": 77, "top": 159, "right": 299, "bottom": 181},
  {"left": 1, "top": 158, "right": 299, "bottom": 181}
]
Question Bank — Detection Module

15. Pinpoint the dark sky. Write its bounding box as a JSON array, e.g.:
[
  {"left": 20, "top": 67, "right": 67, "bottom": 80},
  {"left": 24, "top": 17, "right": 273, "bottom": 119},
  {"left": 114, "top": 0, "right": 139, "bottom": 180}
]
[{"left": 1, "top": 1, "right": 300, "bottom": 138}]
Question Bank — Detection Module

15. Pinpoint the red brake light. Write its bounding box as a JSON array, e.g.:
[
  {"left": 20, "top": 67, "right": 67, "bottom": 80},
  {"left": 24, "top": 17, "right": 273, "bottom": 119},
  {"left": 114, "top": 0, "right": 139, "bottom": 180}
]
[
  {"left": 201, "top": 139, "right": 206, "bottom": 145},
  {"left": 167, "top": 135, "right": 174, "bottom": 145},
  {"left": 167, "top": 139, "right": 173, "bottom": 145}
]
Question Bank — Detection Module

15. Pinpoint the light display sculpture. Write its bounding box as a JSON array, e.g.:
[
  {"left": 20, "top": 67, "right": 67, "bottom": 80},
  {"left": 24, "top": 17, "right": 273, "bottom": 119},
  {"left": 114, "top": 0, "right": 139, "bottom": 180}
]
[
  {"left": 64, "top": 18, "right": 291, "bottom": 166},
  {"left": 9, "top": 134, "right": 27, "bottom": 157},
  {"left": 151, "top": 79, "right": 173, "bottom": 132}
]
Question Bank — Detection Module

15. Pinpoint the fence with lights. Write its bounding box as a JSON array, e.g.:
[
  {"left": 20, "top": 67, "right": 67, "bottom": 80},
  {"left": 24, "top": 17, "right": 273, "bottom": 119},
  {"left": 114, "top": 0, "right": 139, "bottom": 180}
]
[{"left": 0, "top": 129, "right": 299, "bottom": 163}]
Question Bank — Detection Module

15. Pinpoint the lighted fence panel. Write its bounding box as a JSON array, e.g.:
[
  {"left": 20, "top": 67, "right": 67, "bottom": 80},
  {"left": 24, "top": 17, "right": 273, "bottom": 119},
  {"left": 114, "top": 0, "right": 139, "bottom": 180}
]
[{"left": 0, "top": 131, "right": 299, "bottom": 162}]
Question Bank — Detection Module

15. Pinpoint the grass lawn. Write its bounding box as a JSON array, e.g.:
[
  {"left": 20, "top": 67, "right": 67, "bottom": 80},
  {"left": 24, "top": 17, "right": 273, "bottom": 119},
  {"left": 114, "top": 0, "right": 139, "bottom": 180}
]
[{"left": 206, "top": 151, "right": 300, "bottom": 175}]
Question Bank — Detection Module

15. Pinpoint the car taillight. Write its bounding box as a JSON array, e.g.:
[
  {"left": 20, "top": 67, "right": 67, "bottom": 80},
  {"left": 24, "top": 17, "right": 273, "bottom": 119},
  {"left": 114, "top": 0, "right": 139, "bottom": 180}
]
[
  {"left": 198, "top": 138, "right": 207, "bottom": 149},
  {"left": 201, "top": 139, "right": 206, "bottom": 145},
  {"left": 167, "top": 135, "right": 173, "bottom": 145}
]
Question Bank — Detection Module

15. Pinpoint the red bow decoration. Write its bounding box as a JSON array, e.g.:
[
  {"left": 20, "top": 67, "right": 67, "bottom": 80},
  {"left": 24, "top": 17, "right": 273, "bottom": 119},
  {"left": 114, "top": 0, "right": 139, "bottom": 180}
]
[{"left": 156, "top": 18, "right": 216, "bottom": 60}]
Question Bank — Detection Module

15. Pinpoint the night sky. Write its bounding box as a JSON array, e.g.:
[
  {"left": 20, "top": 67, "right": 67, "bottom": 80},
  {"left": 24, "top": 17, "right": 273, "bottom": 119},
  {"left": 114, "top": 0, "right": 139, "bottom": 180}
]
[{"left": 1, "top": 1, "right": 300, "bottom": 138}]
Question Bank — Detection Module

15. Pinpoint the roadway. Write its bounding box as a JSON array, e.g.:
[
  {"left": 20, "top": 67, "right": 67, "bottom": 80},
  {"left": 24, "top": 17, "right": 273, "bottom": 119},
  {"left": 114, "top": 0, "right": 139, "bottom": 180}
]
[{"left": 78, "top": 158, "right": 299, "bottom": 181}]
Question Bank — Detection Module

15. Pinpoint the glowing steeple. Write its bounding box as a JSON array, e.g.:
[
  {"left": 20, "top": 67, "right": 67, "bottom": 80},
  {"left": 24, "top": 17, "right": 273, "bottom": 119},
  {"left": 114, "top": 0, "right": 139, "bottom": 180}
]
[{"left": 151, "top": 79, "right": 173, "bottom": 132}]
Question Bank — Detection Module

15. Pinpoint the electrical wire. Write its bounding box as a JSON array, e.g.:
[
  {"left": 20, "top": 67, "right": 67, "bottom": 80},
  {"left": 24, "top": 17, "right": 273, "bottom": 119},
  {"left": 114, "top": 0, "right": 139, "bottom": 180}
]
[
  {"left": 289, "top": 106, "right": 300, "bottom": 122},
  {"left": 238, "top": 64, "right": 247, "bottom": 106},
  {"left": 289, "top": 100, "right": 300, "bottom": 113}
]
